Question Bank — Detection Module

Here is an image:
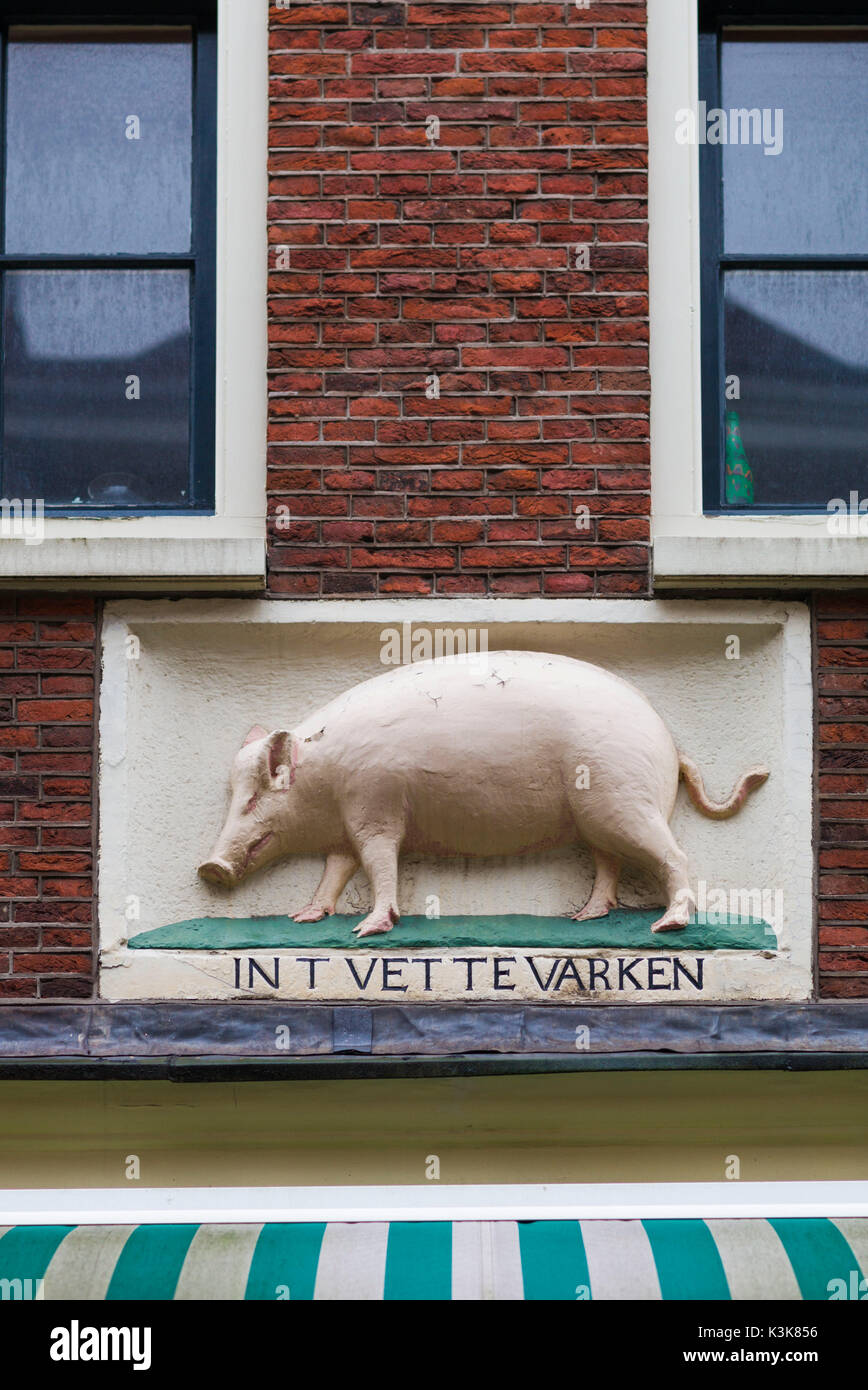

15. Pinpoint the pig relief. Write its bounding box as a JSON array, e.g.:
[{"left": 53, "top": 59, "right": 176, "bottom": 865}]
[{"left": 198, "top": 651, "right": 769, "bottom": 937}]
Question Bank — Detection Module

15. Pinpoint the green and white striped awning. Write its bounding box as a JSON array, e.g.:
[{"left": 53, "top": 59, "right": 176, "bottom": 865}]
[{"left": 0, "top": 1218, "right": 866, "bottom": 1300}]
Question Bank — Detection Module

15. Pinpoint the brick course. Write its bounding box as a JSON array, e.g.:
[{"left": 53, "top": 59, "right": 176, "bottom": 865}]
[
  {"left": 0, "top": 596, "right": 96, "bottom": 999},
  {"left": 267, "top": 0, "right": 650, "bottom": 597}
]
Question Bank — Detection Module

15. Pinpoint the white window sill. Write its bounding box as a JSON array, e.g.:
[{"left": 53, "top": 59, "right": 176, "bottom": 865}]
[
  {"left": 0, "top": 534, "right": 265, "bottom": 590},
  {"left": 654, "top": 528, "right": 868, "bottom": 586}
]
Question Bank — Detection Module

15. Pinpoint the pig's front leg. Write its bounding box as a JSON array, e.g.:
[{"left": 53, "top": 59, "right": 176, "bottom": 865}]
[
  {"left": 292, "top": 852, "right": 359, "bottom": 923},
  {"left": 352, "top": 834, "right": 400, "bottom": 938}
]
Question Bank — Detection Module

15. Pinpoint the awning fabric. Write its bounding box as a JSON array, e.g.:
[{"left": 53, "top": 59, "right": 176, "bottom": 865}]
[{"left": 0, "top": 1218, "right": 864, "bottom": 1301}]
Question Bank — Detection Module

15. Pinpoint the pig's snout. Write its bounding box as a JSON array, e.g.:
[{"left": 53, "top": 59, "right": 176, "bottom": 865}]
[
  {"left": 198, "top": 857, "right": 238, "bottom": 888},
  {"left": 198, "top": 830, "right": 276, "bottom": 888}
]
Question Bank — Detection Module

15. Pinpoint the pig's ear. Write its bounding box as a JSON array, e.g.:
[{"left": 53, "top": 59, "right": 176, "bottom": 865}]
[
  {"left": 242, "top": 724, "right": 269, "bottom": 748},
  {"left": 263, "top": 729, "right": 296, "bottom": 789}
]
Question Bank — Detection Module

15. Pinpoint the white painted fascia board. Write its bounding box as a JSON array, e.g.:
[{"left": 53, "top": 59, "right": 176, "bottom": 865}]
[{"left": 4, "top": 1182, "right": 868, "bottom": 1225}]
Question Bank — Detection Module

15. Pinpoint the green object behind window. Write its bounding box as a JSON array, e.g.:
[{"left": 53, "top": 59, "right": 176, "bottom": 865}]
[{"left": 725, "top": 409, "right": 755, "bottom": 505}]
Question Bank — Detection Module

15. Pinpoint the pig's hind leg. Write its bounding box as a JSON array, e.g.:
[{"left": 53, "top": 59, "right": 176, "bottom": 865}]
[
  {"left": 351, "top": 832, "right": 401, "bottom": 938},
  {"left": 640, "top": 819, "right": 695, "bottom": 932},
  {"left": 572, "top": 848, "right": 621, "bottom": 922},
  {"left": 607, "top": 815, "right": 695, "bottom": 933},
  {"left": 292, "top": 851, "right": 359, "bottom": 923}
]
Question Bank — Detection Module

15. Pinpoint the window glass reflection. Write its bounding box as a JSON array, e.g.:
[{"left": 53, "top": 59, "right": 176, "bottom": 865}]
[
  {"left": 3, "top": 271, "right": 191, "bottom": 507},
  {"left": 724, "top": 271, "right": 868, "bottom": 508},
  {"left": 5, "top": 31, "right": 192, "bottom": 254},
  {"left": 723, "top": 37, "right": 868, "bottom": 255}
]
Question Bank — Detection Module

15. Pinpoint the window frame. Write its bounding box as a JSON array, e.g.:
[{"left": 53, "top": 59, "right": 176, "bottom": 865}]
[
  {"left": 0, "top": 1, "right": 217, "bottom": 517},
  {"left": 0, "top": 0, "right": 267, "bottom": 590},
  {"left": 648, "top": 0, "right": 868, "bottom": 584},
  {"left": 698, "top": 3, "right": 868, "bottom": 517}
]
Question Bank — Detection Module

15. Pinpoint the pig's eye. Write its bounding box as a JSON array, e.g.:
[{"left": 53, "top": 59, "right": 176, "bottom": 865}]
[{"left": 244, "top": 794, "right": 258, "bottom": 815}]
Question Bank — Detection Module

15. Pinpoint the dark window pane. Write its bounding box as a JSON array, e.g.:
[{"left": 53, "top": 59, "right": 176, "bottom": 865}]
[
  {"left": 2, "top": 271, "right": 191, "bottom": 507},
  {"left": 5, "top": 30, "right": 192, "bottom": 254},
  {"left": 723, "top": 271, "right": 868, "bottom": 509},
  {"left": 722, "top": 36, "right": 868, "bottom": 255}
]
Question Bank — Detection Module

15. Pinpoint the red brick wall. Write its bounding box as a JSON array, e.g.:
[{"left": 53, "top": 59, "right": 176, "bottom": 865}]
[
  {"left": 816, "top": 594, "right": 868, "bottom": 999},
  {"left": 0, "top": 596, "right": 96, "bottom": 1000},
  {"left": 267, "top": 0, "right": 649, "bottom": 597}
]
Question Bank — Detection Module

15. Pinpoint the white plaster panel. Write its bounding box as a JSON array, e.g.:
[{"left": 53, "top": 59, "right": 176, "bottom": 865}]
[{"left": 98, "top": 599, "right": 812, "bottom": 1003}]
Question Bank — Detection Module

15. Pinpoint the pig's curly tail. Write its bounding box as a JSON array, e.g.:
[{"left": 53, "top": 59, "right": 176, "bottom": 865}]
[{"left": 679, "top": 756, "right": 769, "bottom": 820}]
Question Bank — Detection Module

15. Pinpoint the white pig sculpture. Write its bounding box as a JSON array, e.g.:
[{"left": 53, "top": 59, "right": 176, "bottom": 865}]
[{"left": 198, "top": 650, "right": 768, "bottom": 936}]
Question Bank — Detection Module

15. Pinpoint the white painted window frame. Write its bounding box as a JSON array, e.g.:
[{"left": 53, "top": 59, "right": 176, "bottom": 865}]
[
  {"left": 4, "top": 1182, "right": 868, "bottom": 1224},
  {"left": 648, "top": 0, "right": 868, "bottom": 585},
  {"left": 0, "top": 0, "right": 267, "bottom": 590}
]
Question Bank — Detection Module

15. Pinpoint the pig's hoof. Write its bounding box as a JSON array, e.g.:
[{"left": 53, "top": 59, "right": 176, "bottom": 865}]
[
  {"left": 571, "top": 900, "right": 615, "bottom": 923},
  {"left": 353, "top": 909, "right": 398, "bottom": 938},
  {"left": 292, "top": 905, "right": 329, "bottom": 923},
  {"left": 650, "top": 909, "right": 691, "bottom": 933},
  {"left": 353, "top": 919, "right": 394, "bottom": 938}
]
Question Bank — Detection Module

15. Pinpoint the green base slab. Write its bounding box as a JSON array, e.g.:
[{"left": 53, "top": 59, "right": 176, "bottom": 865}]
[{"left": 129, "top": 911, "right": 776, "bottom": 952}]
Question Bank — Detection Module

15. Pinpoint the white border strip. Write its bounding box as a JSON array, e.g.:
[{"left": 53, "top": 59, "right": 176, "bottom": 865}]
[
  {"left": 3, "top": 1182, "right": 868, "bottom": 1226},
  {"left": 103, "top": 596, "right": 801, "bottom": 626}
]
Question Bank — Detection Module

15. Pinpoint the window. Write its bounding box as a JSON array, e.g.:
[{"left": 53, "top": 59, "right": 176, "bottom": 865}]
[
  {"left": 0, "top": 3, "right": 216, "bottom": 517},
  {"left": 649, "top": 0, "right": 868, "bottom": 583},
  {"left": 0, "top": 0, "right": 265, "bottom": 587},
  {"left": 699, "top": 6, "right": 868, "bottom": 514}
]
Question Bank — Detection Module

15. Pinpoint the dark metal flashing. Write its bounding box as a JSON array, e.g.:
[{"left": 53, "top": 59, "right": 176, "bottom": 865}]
[
  {"left": 1, "top": 1053, "right": 868, "bottom": 1082},
  {"left": 0, "top": 1002, "right": 866, "bottom": 1079}
]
